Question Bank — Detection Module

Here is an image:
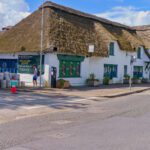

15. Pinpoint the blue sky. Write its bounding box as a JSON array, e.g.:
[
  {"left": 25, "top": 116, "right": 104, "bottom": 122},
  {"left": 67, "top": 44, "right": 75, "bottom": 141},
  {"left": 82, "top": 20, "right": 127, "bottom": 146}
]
[
  {"left": 0, "top": 0, "right": 150, "bottom": 30},
  {"left": 26, "top": 0, "right": 150, "bottom": 13},
  {"left": 24, "top": 0, "right": 150, "bottom": 26}
]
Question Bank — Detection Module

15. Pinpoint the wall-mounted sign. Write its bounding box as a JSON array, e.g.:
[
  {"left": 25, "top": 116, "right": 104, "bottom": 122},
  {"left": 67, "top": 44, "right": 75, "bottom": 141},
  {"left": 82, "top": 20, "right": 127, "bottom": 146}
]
[
  {"left": 88, "top": 45, "right": 95, "bottom": 53},
  {"left": 18, "top": 55, "right": 44, "bottom": 74}
]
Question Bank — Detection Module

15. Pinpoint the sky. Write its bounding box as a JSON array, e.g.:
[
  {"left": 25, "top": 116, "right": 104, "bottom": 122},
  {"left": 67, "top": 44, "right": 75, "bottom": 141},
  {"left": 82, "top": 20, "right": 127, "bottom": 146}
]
[{"left": 0, "top": 0, "right": 150, "bottom": 30}]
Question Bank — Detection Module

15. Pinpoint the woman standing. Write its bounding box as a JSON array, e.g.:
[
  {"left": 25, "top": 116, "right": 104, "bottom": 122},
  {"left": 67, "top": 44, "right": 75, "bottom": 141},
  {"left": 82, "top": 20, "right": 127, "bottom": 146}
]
[{"left": 33, "top": 65, "right": 38, "bottom": 87}]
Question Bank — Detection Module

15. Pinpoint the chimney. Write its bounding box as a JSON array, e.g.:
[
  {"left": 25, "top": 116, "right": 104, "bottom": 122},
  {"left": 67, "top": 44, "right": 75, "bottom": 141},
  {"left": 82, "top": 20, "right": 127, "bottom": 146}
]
[{"left": 2, "top": 26, "right": 13, "bottom": 31}]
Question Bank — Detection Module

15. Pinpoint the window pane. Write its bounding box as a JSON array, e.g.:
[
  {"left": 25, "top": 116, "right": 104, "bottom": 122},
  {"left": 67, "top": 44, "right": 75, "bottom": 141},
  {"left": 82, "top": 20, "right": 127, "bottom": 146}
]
[
  {"left": 137, "top": 48, "right": 141, "bottom": 59},
  {"left": 109, "top": 43, "right": 114, "bottom": 56},
  {"left": 59, "top": 60, "right": 81, "bottom": 78},
  {"left": 133, "top": 66, "right": 143, "bottom": 78},
  {"left": 104, "top": 64, "right": 117, "bottom": 79}
]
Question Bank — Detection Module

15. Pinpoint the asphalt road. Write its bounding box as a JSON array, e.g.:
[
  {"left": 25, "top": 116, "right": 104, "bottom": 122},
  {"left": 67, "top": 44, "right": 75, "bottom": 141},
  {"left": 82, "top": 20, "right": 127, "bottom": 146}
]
[{"left": 0, "top": 90, "right": 150, "bottom": 150}]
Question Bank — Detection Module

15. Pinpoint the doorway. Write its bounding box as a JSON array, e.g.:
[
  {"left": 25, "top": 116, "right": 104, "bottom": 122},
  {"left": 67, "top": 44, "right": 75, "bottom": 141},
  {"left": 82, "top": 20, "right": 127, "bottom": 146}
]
[{"left": 51, "top": 67, "right": 57, "bottom": 88}]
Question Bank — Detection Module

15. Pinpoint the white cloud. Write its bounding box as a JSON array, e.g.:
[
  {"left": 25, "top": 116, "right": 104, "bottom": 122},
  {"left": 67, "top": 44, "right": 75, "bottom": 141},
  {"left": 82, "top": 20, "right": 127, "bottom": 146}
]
[
  {"left": 0, "top": 0, "right": 30, "bottom": 30},
  {"left": 96, "top": 6, "right": 150, "bottom": 26}
]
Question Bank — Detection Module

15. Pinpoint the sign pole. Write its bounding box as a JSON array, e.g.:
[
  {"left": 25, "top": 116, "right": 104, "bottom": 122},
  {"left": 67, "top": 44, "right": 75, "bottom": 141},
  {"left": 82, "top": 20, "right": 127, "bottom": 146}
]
[
  {"left": 129, "top": 56, "right": 136, "bottom": 91},
  {"left": 40, "top": 0, "right": 44, "bottom": 87},
  {"left": 129, "top": 64, "right": 132, "bottom": 91}
]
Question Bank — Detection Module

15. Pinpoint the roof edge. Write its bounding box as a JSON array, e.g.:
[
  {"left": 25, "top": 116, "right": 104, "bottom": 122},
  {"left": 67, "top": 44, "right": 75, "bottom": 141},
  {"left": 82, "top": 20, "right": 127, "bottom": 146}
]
[{"left": 39, "top": 1, "right": 135, "bottom": 31}]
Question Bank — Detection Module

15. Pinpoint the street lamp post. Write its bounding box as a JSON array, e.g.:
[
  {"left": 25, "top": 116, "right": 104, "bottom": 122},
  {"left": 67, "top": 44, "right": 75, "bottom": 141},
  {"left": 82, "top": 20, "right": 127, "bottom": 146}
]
[
  {"left": 39, "top": 0, "right": 45, "bottom": 87},
  {"left": 129, "top": 55, "right": 136, "bottom": 91}
]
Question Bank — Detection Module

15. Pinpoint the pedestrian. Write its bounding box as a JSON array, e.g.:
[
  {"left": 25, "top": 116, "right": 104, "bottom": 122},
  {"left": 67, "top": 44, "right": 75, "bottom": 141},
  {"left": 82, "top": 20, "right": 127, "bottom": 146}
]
[{"left": 33, "top": 65, "right": 38, "bottom": 87}]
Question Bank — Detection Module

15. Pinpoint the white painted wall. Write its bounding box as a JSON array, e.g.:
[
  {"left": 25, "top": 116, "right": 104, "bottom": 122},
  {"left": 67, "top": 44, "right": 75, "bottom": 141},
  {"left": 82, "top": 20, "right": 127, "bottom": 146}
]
[
  {"left": 89, "top": 42, "right": 150, "bottom": 83},
  {"left": 45, "top": 53, "right": 89, "bottom": 86},
  {"left": 0, "top": 42, "right": 149, "bottom": 87}
]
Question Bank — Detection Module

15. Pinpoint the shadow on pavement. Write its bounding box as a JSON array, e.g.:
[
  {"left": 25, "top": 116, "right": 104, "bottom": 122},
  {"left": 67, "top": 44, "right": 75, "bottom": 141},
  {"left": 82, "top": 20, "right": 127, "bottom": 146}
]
[{"left": 0, "top": 91, "right": 89, "bottom": 110}]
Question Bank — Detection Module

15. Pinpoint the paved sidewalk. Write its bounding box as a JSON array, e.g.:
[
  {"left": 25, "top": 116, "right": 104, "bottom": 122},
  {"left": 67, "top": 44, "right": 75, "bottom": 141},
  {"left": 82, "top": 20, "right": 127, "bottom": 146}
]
[{"left": 19, "top": 84, "right": 150, "bottom": 98}]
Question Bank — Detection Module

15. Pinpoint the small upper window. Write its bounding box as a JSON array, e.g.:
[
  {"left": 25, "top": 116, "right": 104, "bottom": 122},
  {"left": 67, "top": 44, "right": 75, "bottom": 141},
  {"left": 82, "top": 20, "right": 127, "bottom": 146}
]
[
  {"left": 137, "top": 47, "right": 141, "bottom": 59},
  {"left": 109, "top": 42, "right": 115, "bottom": 56}
]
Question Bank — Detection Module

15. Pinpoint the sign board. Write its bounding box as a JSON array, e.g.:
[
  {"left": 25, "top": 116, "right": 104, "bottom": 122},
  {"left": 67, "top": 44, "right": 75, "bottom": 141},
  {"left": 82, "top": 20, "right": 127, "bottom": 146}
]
[
  {"left": 18, "top": 55, "right": 44, "bottom": 74},
  {"left": 88, "top": 45, "right": 95, "bottom": 53}
]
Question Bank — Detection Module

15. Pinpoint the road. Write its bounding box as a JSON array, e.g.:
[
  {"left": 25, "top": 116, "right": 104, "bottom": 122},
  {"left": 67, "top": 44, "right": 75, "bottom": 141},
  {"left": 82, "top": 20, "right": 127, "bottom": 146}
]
[{"left": 0, "top": 90, "right": 150, "bottom": 150}]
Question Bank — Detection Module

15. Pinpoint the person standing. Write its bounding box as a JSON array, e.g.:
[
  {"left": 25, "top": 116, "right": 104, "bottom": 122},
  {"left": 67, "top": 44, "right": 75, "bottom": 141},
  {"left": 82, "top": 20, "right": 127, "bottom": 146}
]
[{"left": 33, "top": 65, "right": 38, "bottom": 87}]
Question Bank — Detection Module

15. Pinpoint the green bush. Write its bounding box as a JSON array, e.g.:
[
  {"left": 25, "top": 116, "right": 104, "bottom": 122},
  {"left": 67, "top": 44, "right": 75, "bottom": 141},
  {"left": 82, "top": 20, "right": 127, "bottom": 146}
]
[
  {"left": 86, "top": 73, "right": 99, "bottom": 83},
  {"left": 103, "top": 77, "right": 110, "bottom": 85},
  {"left": 124, "top": 74, "right": 130, "bottom": 80},
  {"left": 59, "top": 79, "right": 65, "bottom": 88}
]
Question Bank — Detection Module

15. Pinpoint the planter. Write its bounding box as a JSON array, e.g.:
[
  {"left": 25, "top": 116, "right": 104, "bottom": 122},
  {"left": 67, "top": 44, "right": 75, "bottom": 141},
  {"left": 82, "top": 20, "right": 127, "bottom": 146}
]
[
  {"left": 142, "top": 78, "right": 149, "bottom": 83},
  {"left": 87, "top": 80, "right": 100, "bottom": 87},
  {"left": 86, "top": 73, "right": 100, "bottom": 87},
  {"left": 123, "top": 79, "right": 130, "bottom": 84},
  {"left": 132, "top": 79, "right": 141, "bottom": 84},
  {"left": 109, "top": 79, "right": 113, "bottom": 84},
  {"left": 56, "top": 79, "right": 70, "bottom": 89}
]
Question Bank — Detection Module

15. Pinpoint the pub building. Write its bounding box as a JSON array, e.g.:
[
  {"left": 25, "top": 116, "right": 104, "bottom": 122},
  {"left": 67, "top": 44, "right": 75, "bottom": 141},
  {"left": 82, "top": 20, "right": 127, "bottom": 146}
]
[{"left": 0, "top": 1, "right": 149, "bottom": 87}]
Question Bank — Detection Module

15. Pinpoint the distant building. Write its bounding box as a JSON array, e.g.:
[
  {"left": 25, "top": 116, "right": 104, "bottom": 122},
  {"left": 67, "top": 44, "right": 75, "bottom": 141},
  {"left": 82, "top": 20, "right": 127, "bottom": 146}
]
[{"left": 0, "top": 1, "right": 149, "bottom": 86}]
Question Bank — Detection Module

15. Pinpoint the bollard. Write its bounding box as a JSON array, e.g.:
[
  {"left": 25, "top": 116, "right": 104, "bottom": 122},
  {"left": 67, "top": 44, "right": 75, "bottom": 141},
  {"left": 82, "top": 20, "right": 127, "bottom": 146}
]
[{"left": 11, "top": 86, "right": 16, "bottom": 94}]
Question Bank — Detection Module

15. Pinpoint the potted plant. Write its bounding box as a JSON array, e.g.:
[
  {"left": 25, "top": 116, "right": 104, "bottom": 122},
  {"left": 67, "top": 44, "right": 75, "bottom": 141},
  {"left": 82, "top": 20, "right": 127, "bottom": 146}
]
[
  {"left": 56, "top": 79, "right": 70, "bottom": 89},
  {"left": 86, "top": 73, "right": 100, "bottom": 87},
  {"left": 123, "top": 74, "right": 130, "bottom": 84},
  {"left": 142, "top": 78, "right": 149, "bottom": 83},
  {"left": 103, "top": 76, "right": 110, "bottom": 85},
  {"left": 132, "top": 76, "right": 142, "bottom": 84}
]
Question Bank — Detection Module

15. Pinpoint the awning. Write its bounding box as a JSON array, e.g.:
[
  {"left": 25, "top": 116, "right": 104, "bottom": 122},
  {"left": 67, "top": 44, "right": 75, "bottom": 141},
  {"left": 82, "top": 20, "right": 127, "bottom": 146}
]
[{"left": 57, "top": 54, "right": 85, "bottom": 62}]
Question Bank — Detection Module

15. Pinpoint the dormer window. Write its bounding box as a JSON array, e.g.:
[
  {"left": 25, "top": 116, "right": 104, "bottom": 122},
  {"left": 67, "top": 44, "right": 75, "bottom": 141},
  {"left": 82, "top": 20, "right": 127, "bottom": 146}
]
[
  {"left": 109, "top": 42, "right": 115, "bottom": 56},
  {"left": 137, "top": 47, "right": 141, "bottom": 59}
]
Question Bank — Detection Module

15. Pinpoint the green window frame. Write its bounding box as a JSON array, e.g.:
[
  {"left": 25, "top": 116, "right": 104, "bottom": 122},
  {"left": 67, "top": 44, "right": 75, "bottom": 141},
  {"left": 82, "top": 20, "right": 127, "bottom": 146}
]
[
  {"left": 109, "top": 42, "right": 115, "bottom": 56},
  {"left": 104, "top": 64, "right": 118, "bottom": 79},
  {"left": 57, "top": 54, "right": 84, "bottom": 78},
  {"left": 133, "top": 66, "right": 143, "bottom": 78},
  {"left": 124, "top": 65, "right": 128, "bottom": 76},
  {"left": 59, "top": 60, "right": 81, "bottom": 78},
  {"left": 137, "top": 47, "right": 141, "bottom": 59}
]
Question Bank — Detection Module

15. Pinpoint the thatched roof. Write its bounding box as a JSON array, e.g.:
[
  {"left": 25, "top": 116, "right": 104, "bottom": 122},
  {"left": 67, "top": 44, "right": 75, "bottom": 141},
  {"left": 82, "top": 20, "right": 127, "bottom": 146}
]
[
  {"left": 134, "top": 25, "right": 150, "bottom": 50},
  {"left": 0, "top": 1, "right": 147, "bottom": 56},
  {"left": 0, "top": 8, "right": 51, "bottom": 53},
  {"left": 42, "top": 1, "right": 134, "bottom": 30},
  {"left": 0, "top": 32, "right": 3, "bottom": 36},
  {"left": 133, "top": 25, "right": 150, "bottom": 59}
]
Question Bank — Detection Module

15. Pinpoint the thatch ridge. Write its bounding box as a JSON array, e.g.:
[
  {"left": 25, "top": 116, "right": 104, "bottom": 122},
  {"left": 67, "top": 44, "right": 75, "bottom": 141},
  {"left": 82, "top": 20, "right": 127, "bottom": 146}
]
[
  {"left": 133, "top": 25, "right": 150, "bottom": 31},
  {"left": 41, "top": 1, "right": 134, "bottom": 31}
]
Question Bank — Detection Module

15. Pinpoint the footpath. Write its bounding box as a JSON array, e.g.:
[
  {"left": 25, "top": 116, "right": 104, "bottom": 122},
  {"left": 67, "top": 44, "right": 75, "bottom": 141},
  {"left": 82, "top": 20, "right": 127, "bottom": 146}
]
[{"left": 19, "top": 84, "right": 150, "bottom": 98}]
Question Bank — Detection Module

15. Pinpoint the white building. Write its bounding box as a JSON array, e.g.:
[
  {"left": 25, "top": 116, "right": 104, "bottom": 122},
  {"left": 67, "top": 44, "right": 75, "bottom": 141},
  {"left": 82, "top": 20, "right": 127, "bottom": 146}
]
[{"left": 0, "top": 1, "right": 149, "bottom": 87}]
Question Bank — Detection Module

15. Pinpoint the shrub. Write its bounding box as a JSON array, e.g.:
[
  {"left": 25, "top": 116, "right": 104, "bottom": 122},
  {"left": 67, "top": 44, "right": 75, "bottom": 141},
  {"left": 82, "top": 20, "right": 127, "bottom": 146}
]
[
  {"left": 124, "top": 74, "right": 130, "bottom": 80},
  {"left": 59, "top": 79, "right": 66, "bottom": 88},
  {"left": 86, "top": 73, "right": 99, "bottom": 83},
  {"left": 103, "top": 76, "right": 110, "bottom": 85}
]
